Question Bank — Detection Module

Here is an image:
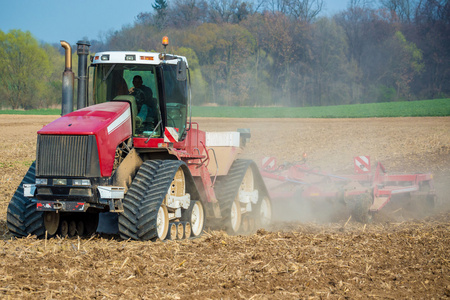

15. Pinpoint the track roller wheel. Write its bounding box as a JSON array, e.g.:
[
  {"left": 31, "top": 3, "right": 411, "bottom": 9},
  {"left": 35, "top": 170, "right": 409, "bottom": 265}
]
[
  {"left": 157, "top": 205, "right": 169, "bottom": 240},
  {"left": 184, "top": 222, "right": 192, "bottom": 239},
  {"left": 177, "top": 222, "right": 184, "bottom": 240},
  {"left": 43, "top": 211, "right": 60, "bottom": 236},
  {"left": 230, "top": 198, "right": 242, "bottom": 233},
  {"left": 241, "top": 215, "right": 250, "bottom": 233},
  {"left": 169, "top": 223, "right": 177, "bottom": 240},
  {"left": 181, "top": 200, "right": 205, "bottom": 237},
  {"left": 255, "top": 196, "right": 272, "bottom": 228}
]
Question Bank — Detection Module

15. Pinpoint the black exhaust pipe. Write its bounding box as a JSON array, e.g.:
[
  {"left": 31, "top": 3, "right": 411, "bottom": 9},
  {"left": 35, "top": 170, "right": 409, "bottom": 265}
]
[
  {"left": 60, "top": 41, "right": 74, "bottom": 116},
  {"left": 76, "top": 40, "right": 90, "bottom": 110}
]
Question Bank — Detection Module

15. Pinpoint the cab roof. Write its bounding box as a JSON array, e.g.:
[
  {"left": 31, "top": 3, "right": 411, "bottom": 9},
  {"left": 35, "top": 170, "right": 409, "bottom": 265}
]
[{"left": 92, "top": 51, "right": 188, "bottom": 67}]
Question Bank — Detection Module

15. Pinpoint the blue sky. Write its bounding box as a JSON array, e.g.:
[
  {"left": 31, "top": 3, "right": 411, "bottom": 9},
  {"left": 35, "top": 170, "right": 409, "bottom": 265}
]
[{"left": 0, "top": 0, "right": 349, "bottom": 44}]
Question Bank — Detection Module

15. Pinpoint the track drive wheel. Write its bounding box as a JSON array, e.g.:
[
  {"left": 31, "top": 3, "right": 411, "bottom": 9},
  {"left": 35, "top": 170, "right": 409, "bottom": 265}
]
[
  {"left": 119, "top": 160, "right": 193, "bottom": 241},
  {"left": 6, "top": 162, "right": 45, "bottom": 238}
]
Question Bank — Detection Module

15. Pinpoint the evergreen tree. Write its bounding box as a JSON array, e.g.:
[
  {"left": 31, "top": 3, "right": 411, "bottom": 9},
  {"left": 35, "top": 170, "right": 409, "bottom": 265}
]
[{"left": 153, "top": 0, "right": 169, "bottom": 29}]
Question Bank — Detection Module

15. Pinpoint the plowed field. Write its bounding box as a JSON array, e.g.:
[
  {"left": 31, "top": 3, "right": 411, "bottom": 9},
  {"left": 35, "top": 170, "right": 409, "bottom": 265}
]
[{"left": 0, "top": 115, "right": 449, "bottom": 299}]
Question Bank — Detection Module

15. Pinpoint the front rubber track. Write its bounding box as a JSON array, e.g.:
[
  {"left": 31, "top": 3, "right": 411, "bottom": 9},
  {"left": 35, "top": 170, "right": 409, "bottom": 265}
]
[
  {"left": 118, "top": 160, "right": 198, "bottom": 241},
  {"left": 6, "top": 162, "right": 45, "bottom": 238},
  {"left": 213, "top": 159, "right": 269, "bottom": 232}
]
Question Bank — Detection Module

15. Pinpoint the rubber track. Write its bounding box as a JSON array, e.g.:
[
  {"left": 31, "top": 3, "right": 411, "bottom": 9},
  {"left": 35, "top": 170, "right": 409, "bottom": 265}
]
[
  {"left": 118, "top": 160, "right": 186, "bottom": 241},
  {"left": 213, "top": 160, "right": 257, "bottom": 231},
  {"left": 6, "top": 162, "right": 45, "bottom": 238}
]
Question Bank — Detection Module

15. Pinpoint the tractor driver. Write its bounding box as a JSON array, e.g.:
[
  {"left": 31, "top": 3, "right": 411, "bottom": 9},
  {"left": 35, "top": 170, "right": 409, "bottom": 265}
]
[{"left": 129, "top": 75, "right": 157, "bottom": 125}]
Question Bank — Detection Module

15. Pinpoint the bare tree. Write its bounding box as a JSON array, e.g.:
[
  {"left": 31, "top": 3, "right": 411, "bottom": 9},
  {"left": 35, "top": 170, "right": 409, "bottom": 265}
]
[
  {"left": 379, "top": 0, "right": 419, "bottom": 23},
  {"left": 208, "top": 0, "right": 240, "bottom": 22},
  {"left": 288, "top": 0, "right": 324, "bottom": 22},
  {"left": 170, "top": 0, "right": 209, "bottom": 27}
]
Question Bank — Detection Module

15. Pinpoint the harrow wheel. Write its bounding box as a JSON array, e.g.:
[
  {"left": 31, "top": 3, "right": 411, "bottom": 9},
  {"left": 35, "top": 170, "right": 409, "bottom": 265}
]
[
  {"left": 350, "top": 193, "right": 373, "bottom": 223},
  {"left": 76, "top": 220, "right": 85, "bottom": 236},
  {"left": 68, "top": 220, "right": 77, "bottom": 237},
  {"left": 43, "top": 211, "right": 60, "bottom": 236},
  {"left": 59, "top": 220, "right": 69, "bottom": 237}
]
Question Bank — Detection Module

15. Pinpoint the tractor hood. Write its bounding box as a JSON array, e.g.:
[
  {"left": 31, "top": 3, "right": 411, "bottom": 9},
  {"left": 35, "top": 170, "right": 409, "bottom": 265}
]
[
  {"left": 38, "top": 101, "right": 132, "bottom": 177},
  {"left": 39, "top": 101, "right": 131, "bottom": 135}
]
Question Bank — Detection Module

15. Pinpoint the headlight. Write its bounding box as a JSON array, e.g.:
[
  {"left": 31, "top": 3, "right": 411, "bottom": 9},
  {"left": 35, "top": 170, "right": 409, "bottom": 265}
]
[
  {"left": 54, "top": 178, "right": 67, "bottom": 185},
  {"left": 73, "top": 179, "right": 91, "bottom": 186},
  {"left": 35, "top": 178, "right": 48, "bottom": 185}
]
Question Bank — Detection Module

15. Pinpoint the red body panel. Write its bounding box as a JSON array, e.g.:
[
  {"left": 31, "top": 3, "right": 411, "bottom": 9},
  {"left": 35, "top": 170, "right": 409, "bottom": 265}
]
[
  {"left": 38, "top": 102, "right": 132, "bottom": 177},
  {"left": 133, "top": 137, "right": 164, "bottom": 148}
]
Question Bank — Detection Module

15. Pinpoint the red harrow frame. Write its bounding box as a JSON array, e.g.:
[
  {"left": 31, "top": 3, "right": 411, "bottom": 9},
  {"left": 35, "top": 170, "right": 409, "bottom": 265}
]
[{"left": 260, "top": 156, "right": 436, "bottom": 222}]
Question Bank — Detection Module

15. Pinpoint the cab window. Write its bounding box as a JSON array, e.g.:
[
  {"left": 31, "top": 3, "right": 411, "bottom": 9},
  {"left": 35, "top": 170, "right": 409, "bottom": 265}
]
[{"left": 163, "top": 64, "right": 188, "bottom": 139}]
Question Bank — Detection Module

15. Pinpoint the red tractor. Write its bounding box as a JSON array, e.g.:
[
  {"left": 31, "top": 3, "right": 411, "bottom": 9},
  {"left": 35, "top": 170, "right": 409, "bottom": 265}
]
[{"left": 7, "top": 38, "right": 272, "bottom": 240}]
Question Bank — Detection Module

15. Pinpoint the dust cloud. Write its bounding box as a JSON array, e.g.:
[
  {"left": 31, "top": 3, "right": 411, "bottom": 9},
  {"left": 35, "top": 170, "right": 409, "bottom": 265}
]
[{"left": 197, "top": 116, "right": 450, "bottom": 227}]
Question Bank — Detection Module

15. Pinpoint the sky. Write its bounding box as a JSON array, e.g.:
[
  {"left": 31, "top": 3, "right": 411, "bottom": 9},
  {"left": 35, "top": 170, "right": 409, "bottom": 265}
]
[{"left": 0, "top": 0, "right": 349, "bottom": 45}]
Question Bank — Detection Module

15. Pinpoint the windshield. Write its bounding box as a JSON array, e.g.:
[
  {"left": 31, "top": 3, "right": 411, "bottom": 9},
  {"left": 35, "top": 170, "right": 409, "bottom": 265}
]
[{"left": 92, "top": 64, "right": 161, "bottom": 138}]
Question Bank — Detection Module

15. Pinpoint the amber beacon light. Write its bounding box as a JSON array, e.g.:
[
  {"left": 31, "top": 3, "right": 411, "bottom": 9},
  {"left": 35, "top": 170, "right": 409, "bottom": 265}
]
[{"left": 162, "top": 36, "right": 169, "bottom": 46}]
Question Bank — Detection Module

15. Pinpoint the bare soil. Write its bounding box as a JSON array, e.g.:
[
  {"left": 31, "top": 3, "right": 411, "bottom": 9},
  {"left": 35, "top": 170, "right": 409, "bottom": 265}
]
[{"left": 0, "top": 115, "right": 449, "bottom": 299}]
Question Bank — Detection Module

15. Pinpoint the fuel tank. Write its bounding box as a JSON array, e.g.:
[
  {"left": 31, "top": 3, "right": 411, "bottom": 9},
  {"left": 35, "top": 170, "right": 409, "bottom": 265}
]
[{"left": 37, "top": 101, "right": 132, "bottom": 177}]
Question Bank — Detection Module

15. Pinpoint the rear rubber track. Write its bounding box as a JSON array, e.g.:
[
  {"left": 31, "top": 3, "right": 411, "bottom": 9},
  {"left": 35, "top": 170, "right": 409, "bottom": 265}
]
[
  {"left": 214, "top": 159, "right": 269, "bottom": 233},
  {"left": 118, "top": 160, "right": 187, "bottom": 241},
  {"left": 6, "top": 162, "right": 45, "bottom": 238}
]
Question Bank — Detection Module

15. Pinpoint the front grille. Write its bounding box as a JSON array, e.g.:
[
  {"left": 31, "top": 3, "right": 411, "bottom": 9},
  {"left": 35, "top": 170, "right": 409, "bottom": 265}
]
[{"left": 36, "top": 135, "right": 95, "bottom": 177}]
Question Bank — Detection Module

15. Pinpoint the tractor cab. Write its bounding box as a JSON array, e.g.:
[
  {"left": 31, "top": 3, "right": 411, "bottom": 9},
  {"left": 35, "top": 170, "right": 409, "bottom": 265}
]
[{"left": 90, "top": 49, "right": 189, "bottom": 144}]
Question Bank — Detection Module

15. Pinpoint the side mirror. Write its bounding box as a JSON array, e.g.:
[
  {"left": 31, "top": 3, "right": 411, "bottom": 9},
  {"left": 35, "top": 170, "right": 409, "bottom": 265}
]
[{"left": 176, "top": 59, "right": 187, "bottom": 81}]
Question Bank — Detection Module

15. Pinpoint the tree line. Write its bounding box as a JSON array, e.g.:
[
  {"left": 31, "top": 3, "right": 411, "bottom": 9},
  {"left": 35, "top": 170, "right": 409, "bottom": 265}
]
[{"left": 1, "top": 0, "right": 448, "bottom": 109}]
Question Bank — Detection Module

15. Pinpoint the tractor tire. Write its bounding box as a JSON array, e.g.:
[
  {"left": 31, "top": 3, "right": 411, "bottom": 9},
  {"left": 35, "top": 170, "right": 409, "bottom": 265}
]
[
  {"left": 118, "top": 160, "right": 195, "bottom": 241},
  {"left": 6, "top": 162, "right": 45, "bottom": 238},
  {"left": 214, "top": 159, "right": 271, "bottom": 234}
]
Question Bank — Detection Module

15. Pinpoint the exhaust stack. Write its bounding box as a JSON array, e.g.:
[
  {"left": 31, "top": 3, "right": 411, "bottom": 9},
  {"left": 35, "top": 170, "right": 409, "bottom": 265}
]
[
  {"left": 60, "top": 41, "right": 74, "bottom": 116},
  {"left": 76, "top": 40, "right": 90, "bottom": 110}
]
